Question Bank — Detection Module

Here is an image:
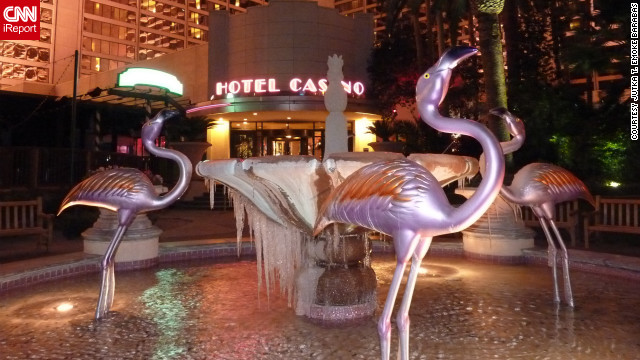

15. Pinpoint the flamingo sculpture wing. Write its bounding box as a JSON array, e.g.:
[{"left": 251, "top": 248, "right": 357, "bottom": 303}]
[
  {"left": 489, "top": 107, "right": 595, "bottom": 307},
  {"left": 313, "top": 46, "right": 507, "bottom": 360},
  {"left": 58, "top": 109, "right": 192, "bottom": 319}
]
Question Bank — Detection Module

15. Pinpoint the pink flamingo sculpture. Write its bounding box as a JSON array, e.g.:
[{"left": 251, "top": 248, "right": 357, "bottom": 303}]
[
  {"left": 58, "top": 109, "right": 192, "bottom": 320},
  {"left": 487, "top": 107, "right": 595, "bottom": 307},
  {"left": 313, "top": 46, "right": 507, "bottom": 360}
]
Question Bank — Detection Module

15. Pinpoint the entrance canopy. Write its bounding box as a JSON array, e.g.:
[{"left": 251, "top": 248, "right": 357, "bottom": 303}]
[
  {"left": 77, "top": 85, "right": 191, "bottom": 114},
  {"left": 188, "top": 95, "right": 378, "bottom": 124}
]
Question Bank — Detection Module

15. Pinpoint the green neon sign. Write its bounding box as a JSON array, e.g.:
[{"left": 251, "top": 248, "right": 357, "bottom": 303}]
[{"left": 117, "top": 68, "right": 183, "bottom": 95}]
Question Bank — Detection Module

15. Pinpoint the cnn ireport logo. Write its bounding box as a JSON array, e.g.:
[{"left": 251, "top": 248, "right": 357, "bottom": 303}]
[{"left": 0, "top": 0, "right": 40, "bottom": 41}]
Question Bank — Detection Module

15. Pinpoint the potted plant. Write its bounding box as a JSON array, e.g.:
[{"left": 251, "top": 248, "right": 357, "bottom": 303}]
[
  {"left": 164, "top": 115, "right": 211, "bottom": 200},
  {"left": 164, "top": 115, "right": 209, "bottom": 143},
  {"left": 367, "top": 118, "right": 404, "bottom": 153}
]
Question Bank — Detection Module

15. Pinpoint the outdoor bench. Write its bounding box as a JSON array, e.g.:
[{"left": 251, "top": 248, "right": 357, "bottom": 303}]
[
  {"left": 521, "top": 200, "right": 580, "bottom": 246},
  {"left": 0, "top": 197, "right": 54, "bottom": 251},
  {"left": 583, "top": 196, "right": 640, "bottom": 248}
]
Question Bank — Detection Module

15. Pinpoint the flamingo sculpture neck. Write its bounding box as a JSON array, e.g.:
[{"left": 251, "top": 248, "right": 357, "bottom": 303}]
[
  {"left": 477, "top": 107, "right": 525, "bottom": 177},
  {"left": 490, "top": 107, "right": 526, "bottom": 156},
  {"left": 142, "top": 115, "right": 193, "bottom": 210},
  {"left": 416, "top": 46, "right": 505, "bottom": 231}
]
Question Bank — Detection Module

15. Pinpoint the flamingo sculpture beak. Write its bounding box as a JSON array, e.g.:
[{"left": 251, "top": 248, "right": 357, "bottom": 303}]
[
  {"left": 489, "top": 107, "right": 508, "bottom": 117},
  {"left": 437, "top": 46, "right": 478, "bottom": 70},
  {"left": 153, "top": 109, "right": 180, "bottom": 123}
]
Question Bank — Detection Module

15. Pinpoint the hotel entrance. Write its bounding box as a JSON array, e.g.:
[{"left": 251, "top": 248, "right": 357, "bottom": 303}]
[{"left": 229, "top": 120, "right": 353, "bottom": 159}]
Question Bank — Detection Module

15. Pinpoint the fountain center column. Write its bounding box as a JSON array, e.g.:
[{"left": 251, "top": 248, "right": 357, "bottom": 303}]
[{"left": 456, "top": 188, "right": 534, "bottom": 263}]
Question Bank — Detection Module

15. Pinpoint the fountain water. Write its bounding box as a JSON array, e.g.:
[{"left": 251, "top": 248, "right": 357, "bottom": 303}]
[{"left": 2, "top": 255, "right": 639, "bottom": 359}]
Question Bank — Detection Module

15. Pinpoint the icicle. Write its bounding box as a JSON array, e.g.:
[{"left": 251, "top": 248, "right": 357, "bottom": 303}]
[
  {"left": 231, "top": 189, "right": 246, "bottom": 258},
  {"left": 294, "top": 264, "right": 324, "bottom": 316},
  {"left": 363, "top": 232, "right": 371, "bottom": 267},
  {"left": 228, "top": 190, "right": 306, "bottom": 309},
  {"left": 208, "top": 179, "right": 215, "bottom": 210}
]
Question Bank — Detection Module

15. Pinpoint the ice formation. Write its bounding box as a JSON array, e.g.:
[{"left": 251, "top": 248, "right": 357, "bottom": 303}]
[{"left": 228, "top": 189, "right": 307, "bottom": 307}]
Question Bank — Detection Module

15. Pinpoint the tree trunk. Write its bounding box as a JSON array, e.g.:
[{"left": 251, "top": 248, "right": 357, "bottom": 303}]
[
  {"left": 549, "top": 0, "right": 566, "bottom": 83},
  {"left": 477, "top": 11, "right": 509, "bottom": 143},
  {"left": 436, "top": 11, "right": 445, "bottom": 56},
  {"left": 410, "top": 11, "right": 426, "bottom": 69},
  {"left": 424, "top": 0, "right": 437, "bottom": 65},
  {"left": 502, "top": 0, "right": 520, "bottom": 86}
]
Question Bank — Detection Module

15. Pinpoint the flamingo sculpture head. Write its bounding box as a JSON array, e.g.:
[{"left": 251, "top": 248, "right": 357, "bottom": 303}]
[
  {"left": 490, "top": 107, "right": 525, "bottom": 142},
  {"left": 143, "top": 109, "right": 179, "bottom": 140},
  {"left": 416, "top": 46, "right": 477, "bottom": 107}
]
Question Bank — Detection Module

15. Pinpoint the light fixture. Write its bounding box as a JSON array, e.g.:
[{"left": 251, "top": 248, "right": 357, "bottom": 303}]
[
  {"left": 117, "top": 68, "right": 183, "bottom": 95},
  {"left": 285, "top": 123, "right": 292, "bottom": 138},
  {"left": 607, "top": 181, "right": 621, "bottom": 188},
  {"left": 56, "top": 302, "right": 74, "bottom": 312}
]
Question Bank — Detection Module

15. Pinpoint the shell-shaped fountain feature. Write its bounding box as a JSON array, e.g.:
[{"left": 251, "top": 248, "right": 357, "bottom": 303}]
[{"left": 196, "top": 151, "right": 479, "bottom": 323}]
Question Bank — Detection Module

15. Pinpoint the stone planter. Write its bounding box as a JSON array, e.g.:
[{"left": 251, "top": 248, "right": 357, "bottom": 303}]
[
  {"left": 368, "top": 141, "right": 404, "bottom": 153},
  {"left": 456, "top": 188, "right": 534, "bottom": 263},
  {"left": 83, "top": 209, "right": 162, "bottom": 269},
  {"left": 169, "top": 141, "right": 211, "bottom": 200},
  {"left": 82, "top": 185, "right": 165, "bottom": 269}
]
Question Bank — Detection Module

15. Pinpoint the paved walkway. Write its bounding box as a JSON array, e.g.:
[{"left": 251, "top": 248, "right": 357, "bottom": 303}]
[{"left": 1, "top": 207, "right": 640, "bottom": 282}]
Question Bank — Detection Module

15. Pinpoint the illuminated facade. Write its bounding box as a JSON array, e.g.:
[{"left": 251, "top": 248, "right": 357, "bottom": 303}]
[
  {"left": 200, "top": 0, "right": 377, "bottom": 159},
  {"left": 0, "top": 0, "right": 56, "bottom": 88},
  {"left": 1, "top": 0, "right": 380, "bottom": 160},
  {"left": 0, "top": 0, "right": 267, "bottom": 93}
]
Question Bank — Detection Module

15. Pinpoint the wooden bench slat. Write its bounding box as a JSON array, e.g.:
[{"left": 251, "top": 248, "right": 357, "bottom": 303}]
[
  {"left": 0, "top": 197, "right": 53, "bottom": 251},
  {"left": 521, "top": 200, "right": 579, "bottom": 246},
  {"left": 584, "top": 196, "right": 640, "bottom": 248}
]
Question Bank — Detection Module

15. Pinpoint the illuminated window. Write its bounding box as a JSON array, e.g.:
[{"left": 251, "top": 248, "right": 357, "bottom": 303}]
[
  {"left": 94, "top": 57, "right": 101, "bottom": 71},
  {"left": 188, "top": 27, "right": 207, "bottom": 41}
]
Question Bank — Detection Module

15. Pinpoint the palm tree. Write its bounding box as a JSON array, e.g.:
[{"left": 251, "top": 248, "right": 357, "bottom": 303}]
[{"left": 472, "top": 0, "right": 509, "bottom": 145}]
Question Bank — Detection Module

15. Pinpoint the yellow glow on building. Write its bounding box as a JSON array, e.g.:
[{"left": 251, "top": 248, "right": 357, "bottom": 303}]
[
  {"left": 207, "top": 120, "right": 230, "bottom": 160},
  {"left": 354, "top": 118, "right": 376, "bottom": 152}
]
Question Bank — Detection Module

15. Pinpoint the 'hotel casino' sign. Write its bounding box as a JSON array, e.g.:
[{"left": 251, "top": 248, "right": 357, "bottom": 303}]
[{"left": 214, "top": 78, "right": 365, "bottom": 97}]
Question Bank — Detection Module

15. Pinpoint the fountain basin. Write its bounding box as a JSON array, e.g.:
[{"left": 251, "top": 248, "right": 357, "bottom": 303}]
[{"left": 2, "top": 253, "right": 639, "bottom": 359}]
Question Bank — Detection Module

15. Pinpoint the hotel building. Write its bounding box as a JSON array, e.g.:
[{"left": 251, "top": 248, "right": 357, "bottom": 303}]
[{"left": 1, "top": 0, "right": 379, "bottom": 162}]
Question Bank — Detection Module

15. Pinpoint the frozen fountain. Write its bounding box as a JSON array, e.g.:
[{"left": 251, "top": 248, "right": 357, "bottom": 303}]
[{"left": 196, "top": 151, "right": 479, "bottom": 323}]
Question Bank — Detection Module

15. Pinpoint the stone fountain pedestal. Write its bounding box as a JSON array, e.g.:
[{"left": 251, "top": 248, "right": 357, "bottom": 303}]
[
  {"left": 296, "top": 232, "right": 377, "bottom": 325},
  {"left": 82, "top": 185, "right": 166, "bottom": 269},
  {"left": 456, "top": 188, "right": 534, "bottom": 263},
  {"left": 83, "top": 209, "right": 162, "bottom": 269}
]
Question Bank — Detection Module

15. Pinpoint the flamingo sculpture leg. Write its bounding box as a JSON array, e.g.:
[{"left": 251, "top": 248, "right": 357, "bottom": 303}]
[
  {"left": 488, "top": 107, "right": 595, "bottom": 307},
  {"left": 58, "top": 109, "right": 192, "bottom": 320},
  {"left": 314, "top": 46, "right": 508, "bottom": 360}
]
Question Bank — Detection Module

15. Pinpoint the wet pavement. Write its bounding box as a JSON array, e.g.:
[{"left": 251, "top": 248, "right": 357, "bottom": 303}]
[{"left": 1, "top": 255, "right": 639, "bottom": 359}]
